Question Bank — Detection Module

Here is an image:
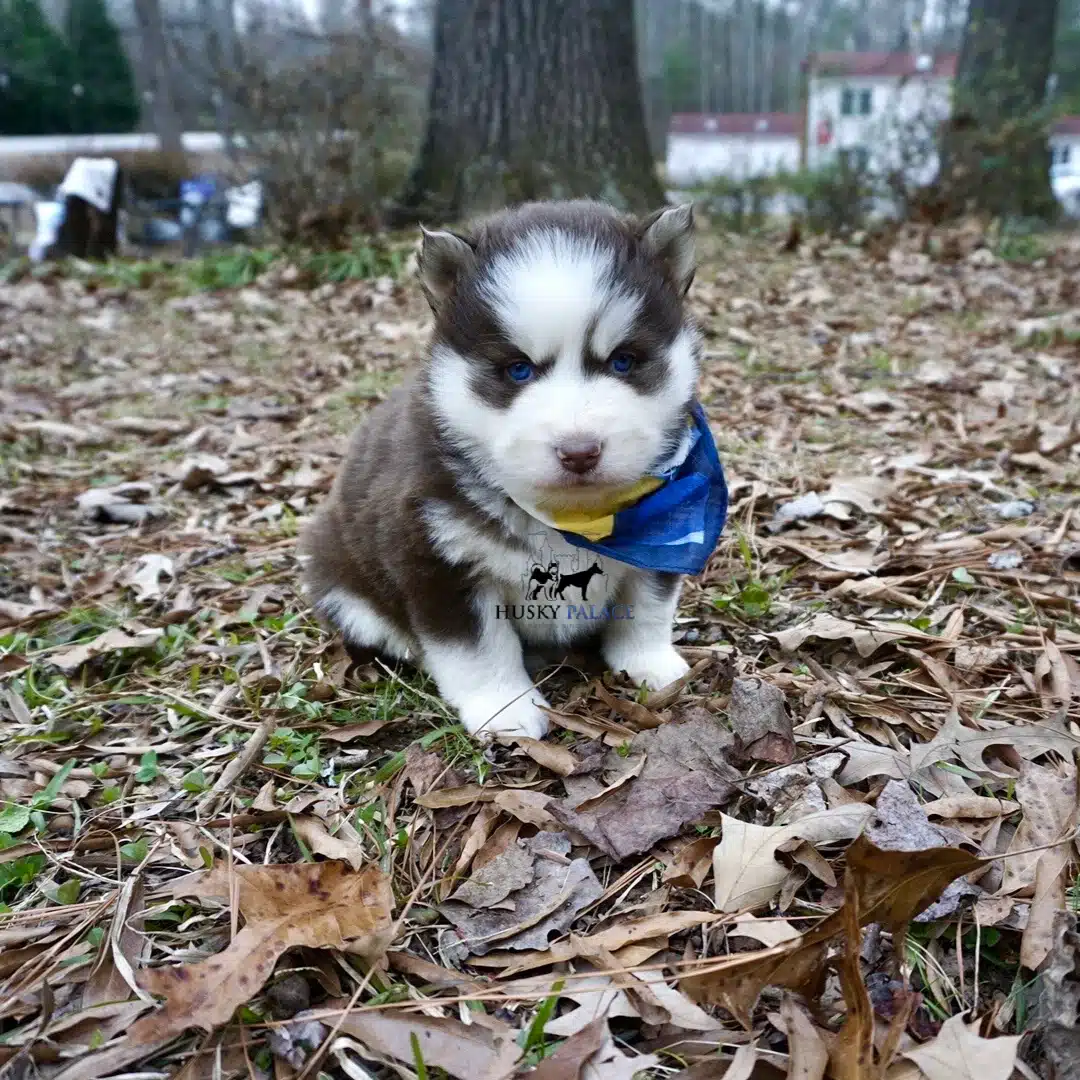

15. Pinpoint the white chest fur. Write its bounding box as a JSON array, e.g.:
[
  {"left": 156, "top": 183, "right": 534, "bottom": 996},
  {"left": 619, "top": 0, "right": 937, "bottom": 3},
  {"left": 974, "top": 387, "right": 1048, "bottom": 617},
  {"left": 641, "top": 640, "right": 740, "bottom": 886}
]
[{"left": 423, "top": 501, "right": 632, "bottom": 645}]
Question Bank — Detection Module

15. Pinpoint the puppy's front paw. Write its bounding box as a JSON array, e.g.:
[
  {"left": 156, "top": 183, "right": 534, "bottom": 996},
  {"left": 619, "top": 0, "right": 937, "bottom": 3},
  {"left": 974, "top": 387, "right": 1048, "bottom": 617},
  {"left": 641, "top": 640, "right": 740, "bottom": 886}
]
[
  {"left": 458, "top": 692, "right": 550, "bottom": 741},
  {"left": 605, "top": 643, "right": 690, "bottom": 690}
]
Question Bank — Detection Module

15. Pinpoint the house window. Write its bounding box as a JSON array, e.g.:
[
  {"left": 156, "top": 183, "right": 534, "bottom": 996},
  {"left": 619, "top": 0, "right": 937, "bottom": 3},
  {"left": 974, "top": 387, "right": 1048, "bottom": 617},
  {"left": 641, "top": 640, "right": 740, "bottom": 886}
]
[
  {"left": 841, "top": 87, "right": 873, "bottom": 116},
  {"left": 839, "top": 146, "right": 870, "bottom": 171},
  {"left": 1052, "top": 144, "right": 1072, "bottom": 166}
]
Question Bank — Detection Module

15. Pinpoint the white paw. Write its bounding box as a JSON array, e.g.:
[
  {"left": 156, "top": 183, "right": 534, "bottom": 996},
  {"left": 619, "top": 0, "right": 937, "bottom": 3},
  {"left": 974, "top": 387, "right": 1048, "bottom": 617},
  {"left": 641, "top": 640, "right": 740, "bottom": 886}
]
[
  {"left": 605, "top": 643, "right": 690, "bottom": 690},
  {"left": 458, "top": 692, "right": 550, "bottom": 741}
]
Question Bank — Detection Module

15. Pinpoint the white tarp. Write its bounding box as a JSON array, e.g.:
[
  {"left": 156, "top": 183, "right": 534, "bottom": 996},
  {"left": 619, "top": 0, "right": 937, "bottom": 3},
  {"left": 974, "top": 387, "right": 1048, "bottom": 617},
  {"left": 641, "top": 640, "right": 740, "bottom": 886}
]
[
  {"left": 29, "top": 201, "right": 65, "bottom": 261},
  {"left": 57, "top": 157, "right": 119, "bottom": 213},
  {"left": 225, "top": 181, "right": 263, "bottom": 229}
]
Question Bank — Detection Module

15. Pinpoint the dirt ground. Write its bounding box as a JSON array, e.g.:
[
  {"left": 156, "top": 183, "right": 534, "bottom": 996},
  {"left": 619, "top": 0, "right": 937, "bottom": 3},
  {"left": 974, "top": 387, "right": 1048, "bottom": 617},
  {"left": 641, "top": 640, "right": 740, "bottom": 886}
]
[{"left": 1, "top": 223, "right": 1079, "bottom": 1078}]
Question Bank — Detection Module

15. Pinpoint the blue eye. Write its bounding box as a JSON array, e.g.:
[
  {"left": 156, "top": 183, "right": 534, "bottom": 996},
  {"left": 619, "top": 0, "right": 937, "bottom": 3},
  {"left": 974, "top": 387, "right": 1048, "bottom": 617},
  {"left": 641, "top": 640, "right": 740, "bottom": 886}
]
[
  {"left": 507, "top": 360, "right": 535, "bottom": 383},
  {"left": 609, "top": 351, "right": 635, "bottom": 374}
]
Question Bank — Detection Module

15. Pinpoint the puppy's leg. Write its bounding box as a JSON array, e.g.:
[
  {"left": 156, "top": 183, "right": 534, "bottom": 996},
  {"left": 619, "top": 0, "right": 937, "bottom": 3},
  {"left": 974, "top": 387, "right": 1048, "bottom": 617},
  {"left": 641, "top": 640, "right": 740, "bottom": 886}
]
[
  {"left": 413, "top": 588, "right": 549, "bottom": 740},
  {"left": 315, "top": 587, "right": 415, "bottom": 660},
  {"left": 602, "top": 571, "right": 690, "bottom": 690}
]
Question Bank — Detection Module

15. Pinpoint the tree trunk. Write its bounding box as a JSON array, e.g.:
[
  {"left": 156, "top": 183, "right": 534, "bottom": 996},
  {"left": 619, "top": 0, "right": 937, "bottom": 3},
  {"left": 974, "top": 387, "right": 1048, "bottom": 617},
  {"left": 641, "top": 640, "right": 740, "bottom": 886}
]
[
  {"left": 133, "top": 0, "right": 183, "bottom": 156},
  {"left": 941, "top": 0, "right": 1060, "bottom": 219},
  {"left": 397, "top": 0, "right": 664, "bottom": 222},
  {"left": 197, "top": 0, "right": 238, "bottom": 163}
]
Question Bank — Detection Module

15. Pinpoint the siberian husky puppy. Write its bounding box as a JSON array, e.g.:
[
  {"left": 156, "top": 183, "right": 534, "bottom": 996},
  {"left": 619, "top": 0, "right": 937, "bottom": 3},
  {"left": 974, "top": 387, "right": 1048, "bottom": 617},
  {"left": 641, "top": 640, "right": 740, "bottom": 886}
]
[{"left": 302, "top": 200, "right": 710, "bottom": 740}]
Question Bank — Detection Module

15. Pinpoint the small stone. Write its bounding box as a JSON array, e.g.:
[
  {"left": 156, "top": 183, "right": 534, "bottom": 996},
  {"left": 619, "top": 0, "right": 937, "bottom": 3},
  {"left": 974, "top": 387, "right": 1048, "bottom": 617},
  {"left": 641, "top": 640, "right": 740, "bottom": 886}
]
[
  {"left": 997, "top": 500, "right": 1035, "bottom": 520},
  {"left": 266, "top": 973, "right": 311, "bottom": 1019}
]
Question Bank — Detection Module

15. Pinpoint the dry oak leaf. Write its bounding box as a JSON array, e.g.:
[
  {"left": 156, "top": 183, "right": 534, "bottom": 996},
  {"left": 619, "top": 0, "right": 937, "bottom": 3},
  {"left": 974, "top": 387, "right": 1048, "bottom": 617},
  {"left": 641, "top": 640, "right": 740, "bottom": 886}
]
[
  {"left": 333, "top": 1010, "right": 522, "bottom": 1080},
  {"left": 290, "top": 814, "right": 366, "bottom": 870},
  {"left": 681, "top": 927, "right": 832, "bottom": 1028},
  {"left": 122, "top": 554, "right": 175, "bottom": 602},
  {"left": 770, "top": 614, "right": 936, "bottom": 658},
  {"left": 515, "top": 967, "right": 724, "bottom": 1037},
  {"left": 685, "top": 837, "right": 984, "bottom": 1024},
  {"left": 128, "top": 861, "right": 392, "bottom": 1044},
  {"left": 901, "top": 1014, "right": 1020, "bottom": 1080},
  {"left": 843, "top": 836, "right": 984, "bottom": 931},
  {"left": 550, "top": 711, "right": 738, "bottom": 861},
  {"left": 415, "top": 783, "right": 498, "bottom": 808},
  {"left": 921, "top": 795, "right": 1020, "bottom": 820},
  {"left": 909, "top": 709, "right": 1080, "bottom": 779},
  {"left": 729, "top": 676, "right": 795, "bottom": 765},
  {"left": 1040, "top": 911, "right": 1080, "bottom": 1080},
  {"left": 468, "top": 909, "right": 728, "bottom": 976},
  {"left": 439, "top": 832, "right": 602, "bottom": 955},
  {"left": 505, "top": 736, "right": 581, "bottom": 776},
  {"left": 1000, "top": 759, "right": 1078, "bottom": 895},
  {"left": 526, "top": 1018, "right": 660, "bottom": 1080},
  {"left": 664, "top": 835, "right": 720, "bottom": 888},
  {"left": 527, "top": 1017, "right": 608, "bottom": 1080},
  {"left": 48, "top": 625, "right": 164, "bottom": 675},
  {"left": 713, "top": 804, "right": 873, "bottom": 911},
  {"left": 779, "top": 995, "right": 829, "bottom": 1080}
]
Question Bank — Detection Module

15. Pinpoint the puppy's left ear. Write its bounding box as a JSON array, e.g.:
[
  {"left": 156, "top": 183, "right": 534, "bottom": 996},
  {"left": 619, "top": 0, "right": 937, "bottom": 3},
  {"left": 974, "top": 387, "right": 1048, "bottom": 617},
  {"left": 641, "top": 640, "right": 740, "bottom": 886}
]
[
  {"left": 639, "top": 203, "right": 695, "bottom": 295},
  {"left": 417, "top": 226, "right": 476, "bottom": 313}
]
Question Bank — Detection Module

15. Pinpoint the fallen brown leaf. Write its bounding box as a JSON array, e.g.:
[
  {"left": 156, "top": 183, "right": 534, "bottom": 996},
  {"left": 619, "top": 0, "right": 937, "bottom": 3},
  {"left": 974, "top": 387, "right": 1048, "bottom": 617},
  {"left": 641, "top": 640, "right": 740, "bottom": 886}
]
[
  {"left": 1040, "top": 912, "right": 1080, "bottom": 1080},
  {"left": 551, "top": 711, "right": 738, "bottom": 861},
  {"left": 128, "top": 861, "right": 392, "bottom": 1044},
  {"left": 527, "top": 1018, "right": 608, "bottom": 1080},
  {"left": 829, "top": 870, "right": 876, "bottom": 1080},
  {"left": 664, "top": 835, "right": 720, "bottom": 888},
  {"left": 713, "top": 804, "right": 873, "bottom": 911},
  {"left": 729, "top": 676, "right": 795, "bottom": 765},
  {"left": 506, "top": 736, "right": 581, "bottom": 776},
  {"left": 439, "top": 832, "right": 602, "bottom": 955},
  {"left": 291, "top": 814, "right": 366, "bottom": 870},
  {"left": 902, "top": 1014, "right": 1020, "bottom": 1080},
  {"left": 48, "top": 625, "right": 164, "bottom": 675},
  {"left": 780, "top": 995, "right": 829, "bottom": 1080},
  {"left": 334, "top": 1010, "right": 522, "bottom": 1080},
  {"left": 469, "top": 909, "right": 728, "bottom": 975},
  {"left": 844, "top": 836, "right": 985, "bottom": 930}
]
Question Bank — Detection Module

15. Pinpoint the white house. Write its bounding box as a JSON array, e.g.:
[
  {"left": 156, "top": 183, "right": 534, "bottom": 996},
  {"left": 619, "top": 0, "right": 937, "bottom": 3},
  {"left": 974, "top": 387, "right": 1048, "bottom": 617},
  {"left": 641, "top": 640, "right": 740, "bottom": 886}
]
[
  {"left": 668, "top": 51, "right": 1080, "bottom": 201},
  {"left": 803, "top": 51, "right": 956, "bottom": 181},
  {"left": 666, "top": 113, "right": 800, "bottom": 186},
  {"left": 1051, "top": 116, "right": 1080, "bottom": 173}
]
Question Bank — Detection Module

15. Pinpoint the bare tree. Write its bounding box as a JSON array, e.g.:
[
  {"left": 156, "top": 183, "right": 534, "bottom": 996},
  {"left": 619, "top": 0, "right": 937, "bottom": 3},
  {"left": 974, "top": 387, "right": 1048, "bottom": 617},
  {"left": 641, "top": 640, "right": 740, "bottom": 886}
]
[
  {"left": 133, "top": 0, "right": 183, "bottom": 155},
  {"left": 216, "top": 7, "right": 428, "bottom": 242},
  {"left": 398, "top": 0, "right": 664, "bottom": 220}
]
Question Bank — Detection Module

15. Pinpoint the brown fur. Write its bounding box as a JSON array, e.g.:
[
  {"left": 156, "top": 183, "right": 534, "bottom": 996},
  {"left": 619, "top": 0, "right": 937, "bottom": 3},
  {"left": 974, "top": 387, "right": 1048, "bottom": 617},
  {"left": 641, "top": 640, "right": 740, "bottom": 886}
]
[{"left": 301, "top": 375, "right": 529, "bottom": 649}]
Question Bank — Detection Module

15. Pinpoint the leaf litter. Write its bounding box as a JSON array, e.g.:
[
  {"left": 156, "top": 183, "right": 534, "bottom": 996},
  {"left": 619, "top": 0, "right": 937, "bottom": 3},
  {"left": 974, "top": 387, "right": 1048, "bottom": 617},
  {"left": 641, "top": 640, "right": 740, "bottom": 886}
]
[{"left": 1, "top": 223, "right": 1079, "bottom": 1076}]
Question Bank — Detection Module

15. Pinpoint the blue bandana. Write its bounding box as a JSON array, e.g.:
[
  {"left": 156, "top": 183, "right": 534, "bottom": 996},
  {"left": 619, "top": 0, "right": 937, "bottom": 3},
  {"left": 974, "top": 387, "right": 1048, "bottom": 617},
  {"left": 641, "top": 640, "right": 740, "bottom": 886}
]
[{"left": 542, "top": 403, "right": 728, "bottom": 576}]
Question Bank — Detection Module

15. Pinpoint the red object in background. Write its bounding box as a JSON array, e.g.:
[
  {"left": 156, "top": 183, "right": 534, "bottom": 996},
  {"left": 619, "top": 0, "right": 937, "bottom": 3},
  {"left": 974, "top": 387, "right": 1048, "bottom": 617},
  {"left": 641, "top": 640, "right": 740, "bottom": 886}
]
[{"left": 817, "top": 118, "right": 833, "bottom": 146}]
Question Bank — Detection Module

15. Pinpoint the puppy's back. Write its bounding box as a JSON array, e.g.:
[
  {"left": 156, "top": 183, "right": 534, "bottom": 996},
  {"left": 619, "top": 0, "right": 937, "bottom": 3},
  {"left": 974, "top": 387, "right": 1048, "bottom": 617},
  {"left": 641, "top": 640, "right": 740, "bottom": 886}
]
[{"left": 301, "top": 378, "right": 432, "bottom": 626}]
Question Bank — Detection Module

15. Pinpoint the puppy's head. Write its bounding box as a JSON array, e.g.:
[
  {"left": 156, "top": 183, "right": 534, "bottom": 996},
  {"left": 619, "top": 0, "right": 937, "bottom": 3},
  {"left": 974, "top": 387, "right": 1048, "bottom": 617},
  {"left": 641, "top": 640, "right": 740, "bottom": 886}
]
[{"left": 419, "top": 200, "right": 699, "bottom": 510}]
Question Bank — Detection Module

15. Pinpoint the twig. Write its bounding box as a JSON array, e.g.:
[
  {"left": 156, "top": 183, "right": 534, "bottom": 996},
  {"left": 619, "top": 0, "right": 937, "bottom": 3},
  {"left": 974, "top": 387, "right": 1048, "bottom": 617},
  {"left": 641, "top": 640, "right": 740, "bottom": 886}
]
[{"left": 199, "top": 716, "right": 276, "bottom": 815}]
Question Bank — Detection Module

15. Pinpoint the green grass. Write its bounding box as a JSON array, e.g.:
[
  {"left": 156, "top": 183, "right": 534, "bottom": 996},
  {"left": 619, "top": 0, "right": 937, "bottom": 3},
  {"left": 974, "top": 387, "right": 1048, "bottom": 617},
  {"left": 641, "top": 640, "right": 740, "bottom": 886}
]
[{"left": 0, "top": 235, "right": 409, "bottom": 296}]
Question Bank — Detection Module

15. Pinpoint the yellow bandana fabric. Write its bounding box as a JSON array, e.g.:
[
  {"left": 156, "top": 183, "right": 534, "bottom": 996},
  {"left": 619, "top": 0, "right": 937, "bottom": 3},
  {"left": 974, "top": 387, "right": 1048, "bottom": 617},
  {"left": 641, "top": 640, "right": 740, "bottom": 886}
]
[{"left": 537, "top": 476, "right": 665, "bottom": 541}]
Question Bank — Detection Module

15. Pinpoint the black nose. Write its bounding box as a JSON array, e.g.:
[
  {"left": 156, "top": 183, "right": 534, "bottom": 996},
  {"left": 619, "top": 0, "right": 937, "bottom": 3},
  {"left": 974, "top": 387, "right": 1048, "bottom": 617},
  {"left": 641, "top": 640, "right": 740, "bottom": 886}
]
[{"left": 556, "top": 439, "right": 602, "bottom": 475}]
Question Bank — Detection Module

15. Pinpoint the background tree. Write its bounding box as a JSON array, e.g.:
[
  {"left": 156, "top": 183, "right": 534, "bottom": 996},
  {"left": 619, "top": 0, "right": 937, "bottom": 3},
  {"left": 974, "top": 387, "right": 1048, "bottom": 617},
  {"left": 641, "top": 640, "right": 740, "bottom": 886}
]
[
  {"left": 0, "top": 0, "right": 76, "bottom": 135},
  {"left": 941, "top": 0, "right": 1061, "bottom": 219},
  {"left": 1056, "top": 0, "right": 1080, "bottom": 113},
  {"left": 398, "top": 0, "right": 664, "bottom": 221},
  {"left": 66, "top": 0, "right": 139, "bottom": 133},
  {"left": 132, "top": 0, "right": 183, "bottom": 154}
]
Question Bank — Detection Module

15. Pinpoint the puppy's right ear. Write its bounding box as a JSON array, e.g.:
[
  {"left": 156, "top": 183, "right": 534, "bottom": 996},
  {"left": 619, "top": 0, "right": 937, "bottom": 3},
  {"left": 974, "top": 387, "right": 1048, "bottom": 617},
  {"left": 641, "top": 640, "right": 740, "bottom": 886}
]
[{"left": 417, "top": 226, "right": 475, "bottom": 312}]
